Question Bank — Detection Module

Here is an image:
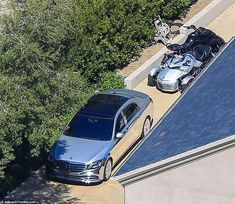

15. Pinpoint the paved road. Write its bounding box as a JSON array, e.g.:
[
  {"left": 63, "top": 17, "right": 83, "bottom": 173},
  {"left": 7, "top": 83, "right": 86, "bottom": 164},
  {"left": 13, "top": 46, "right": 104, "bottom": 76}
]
[{"left": 5, "top": 2, "right": 235, "bottom": 204}]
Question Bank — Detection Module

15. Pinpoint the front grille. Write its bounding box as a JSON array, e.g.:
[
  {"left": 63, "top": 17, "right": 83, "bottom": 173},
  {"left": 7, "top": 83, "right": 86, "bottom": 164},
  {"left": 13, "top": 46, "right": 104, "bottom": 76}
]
[
  {"left": 157, "top": 81, "right": 178, "bottom": 91},
  {"left": 57, "top": 160, "right": 86, "bottom": 173}
]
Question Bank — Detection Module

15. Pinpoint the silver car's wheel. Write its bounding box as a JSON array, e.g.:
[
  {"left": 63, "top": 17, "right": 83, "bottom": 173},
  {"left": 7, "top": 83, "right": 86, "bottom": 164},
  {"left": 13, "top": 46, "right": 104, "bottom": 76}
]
[
  {"left": 181, "top": 78, "right": 194, "bottom": 93},
  {"left": 103, "top": 159, "right": 112, "bottom": 181},
  {"left": 147, "top": 74, "right": 156, "bottom": 86},
  {"left": 141, "top": 117, "right": 151, "bottom": 138}
]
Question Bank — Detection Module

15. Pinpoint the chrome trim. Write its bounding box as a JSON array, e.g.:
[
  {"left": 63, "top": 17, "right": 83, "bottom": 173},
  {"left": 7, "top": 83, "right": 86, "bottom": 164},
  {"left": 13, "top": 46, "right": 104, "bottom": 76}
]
[
  {"left": 48, "top": 164, "right": 105, "bottom": 184},
  {"left": 56, "top": 160, "right": 86, "bottom": 173},
  {"left": 157, "top": 80, "right": 178, "bottom": 92}
]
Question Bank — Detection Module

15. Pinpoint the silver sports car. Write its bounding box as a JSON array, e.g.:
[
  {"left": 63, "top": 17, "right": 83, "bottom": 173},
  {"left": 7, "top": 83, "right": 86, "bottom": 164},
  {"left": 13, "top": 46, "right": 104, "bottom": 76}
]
[{"left": 46, "top": 89, "right": 154, "bottom": 184}]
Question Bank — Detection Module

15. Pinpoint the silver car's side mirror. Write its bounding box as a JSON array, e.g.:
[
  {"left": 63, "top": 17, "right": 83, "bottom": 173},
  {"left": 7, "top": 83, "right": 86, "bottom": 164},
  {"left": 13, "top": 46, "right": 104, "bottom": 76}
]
[{"left": 116, "top": 132, "right": 124, "bottom": 139}]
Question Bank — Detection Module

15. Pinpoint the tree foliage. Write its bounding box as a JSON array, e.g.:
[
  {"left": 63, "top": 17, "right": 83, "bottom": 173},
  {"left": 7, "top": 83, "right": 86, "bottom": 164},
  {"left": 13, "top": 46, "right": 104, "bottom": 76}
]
[{"left": 98, "top": 72, "right": 125, "bottom": 92}]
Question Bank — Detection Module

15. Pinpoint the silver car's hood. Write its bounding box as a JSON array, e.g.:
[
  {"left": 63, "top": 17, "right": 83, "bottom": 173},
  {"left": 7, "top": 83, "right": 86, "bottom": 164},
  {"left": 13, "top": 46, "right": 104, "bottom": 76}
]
[
  {"left": 53, "top": 134, "right": 113, "bottom": 163},
  {"left": 157, "top": 67, "right": 184, "bottom": 82}
]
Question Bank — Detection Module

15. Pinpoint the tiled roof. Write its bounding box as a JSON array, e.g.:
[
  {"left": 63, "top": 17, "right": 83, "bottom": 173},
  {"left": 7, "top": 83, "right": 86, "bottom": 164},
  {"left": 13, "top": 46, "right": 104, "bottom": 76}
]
[{"left": 116, "top": 38, "right": 235, "bottom": 176}]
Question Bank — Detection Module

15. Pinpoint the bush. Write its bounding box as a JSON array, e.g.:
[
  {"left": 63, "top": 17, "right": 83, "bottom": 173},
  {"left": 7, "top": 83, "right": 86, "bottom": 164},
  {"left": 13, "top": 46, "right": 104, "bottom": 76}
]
[
  {"left": 98, "top": 72, "right": 125, "bottom": 92},
  {"left": 67, "top": 0, "right": 190, "bottom": 80},
  {"left": 1, "top": 0, "right": 190, "bottom": 81},
  {"left": 0, "top": 70, "right": 92, "bottom": 198},
  {"left": 160, "top": 0, "right": 190, "bottom": 20}
]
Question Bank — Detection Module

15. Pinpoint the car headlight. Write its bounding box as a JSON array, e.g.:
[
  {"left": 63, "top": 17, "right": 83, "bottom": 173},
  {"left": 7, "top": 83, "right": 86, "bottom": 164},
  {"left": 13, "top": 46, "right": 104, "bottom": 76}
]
[{"left": 87, "top": 159, "right": 104, "bottom": 170}]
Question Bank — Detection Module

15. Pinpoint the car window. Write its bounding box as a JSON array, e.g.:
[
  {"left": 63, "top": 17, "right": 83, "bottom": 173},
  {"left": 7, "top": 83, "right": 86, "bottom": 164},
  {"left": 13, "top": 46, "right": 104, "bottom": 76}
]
[
  {"left": 122, "top": 103, "right": 140, "bottom": 123},
  {"left": 64, "top": 113, "right": 114, "bottom": 141},
  {"left": 115, "top": 113, "right": 125, "bottom": 134},
  {"left": 115, "top": 103, "right": 140, "bottom": 135}
]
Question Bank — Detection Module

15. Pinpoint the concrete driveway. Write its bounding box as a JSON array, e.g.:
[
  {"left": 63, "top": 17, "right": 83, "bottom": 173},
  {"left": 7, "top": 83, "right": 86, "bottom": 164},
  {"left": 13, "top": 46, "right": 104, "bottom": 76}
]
[
  {"left": 134, "top": 79, "right": 180, "bottom": 125},
  {"left": 5, "top": 2, "right": 235, "bottom": 204}
]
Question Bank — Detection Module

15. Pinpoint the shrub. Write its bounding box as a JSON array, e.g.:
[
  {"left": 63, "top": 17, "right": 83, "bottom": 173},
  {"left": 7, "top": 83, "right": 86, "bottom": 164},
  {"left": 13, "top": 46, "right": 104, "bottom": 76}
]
[
  {"left": 1, "top": 0, "right": 190, "bottom": 81},
  {"left": 160, "top": 0, "right": 190, "bottom": 20},
  {"left": 98, "top": 71, "right": 125, "bottom": 92}
]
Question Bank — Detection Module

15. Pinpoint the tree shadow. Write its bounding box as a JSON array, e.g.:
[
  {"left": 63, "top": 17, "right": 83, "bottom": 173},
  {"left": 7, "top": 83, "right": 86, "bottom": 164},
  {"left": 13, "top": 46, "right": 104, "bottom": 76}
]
[{"left": 3, "top": 166, "right": 83, "bottom": 204}]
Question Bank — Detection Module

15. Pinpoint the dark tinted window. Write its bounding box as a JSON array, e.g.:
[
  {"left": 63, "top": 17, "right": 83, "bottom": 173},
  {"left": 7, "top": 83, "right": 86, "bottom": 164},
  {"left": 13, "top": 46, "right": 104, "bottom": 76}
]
[
  {"left": 115, "top": 113, "right": 125, "bottom": 133},
  {"left": 123, "top": 103, "right": 139, "bottom": 122},
  {"left": 80, "top": 94, "right": 128, "bottom": 117},
  {"left": 115, "top": 103, "right": 139, "bottom": 134},
  {"left": 64, "top": 113, "right": 114, "bottom": 141}
]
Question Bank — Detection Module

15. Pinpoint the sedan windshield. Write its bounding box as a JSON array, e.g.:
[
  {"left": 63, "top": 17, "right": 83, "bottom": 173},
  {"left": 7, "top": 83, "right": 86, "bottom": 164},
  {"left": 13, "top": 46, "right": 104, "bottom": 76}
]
[{"left": 64, "top": 113, "right": 114, "bottom": 141}]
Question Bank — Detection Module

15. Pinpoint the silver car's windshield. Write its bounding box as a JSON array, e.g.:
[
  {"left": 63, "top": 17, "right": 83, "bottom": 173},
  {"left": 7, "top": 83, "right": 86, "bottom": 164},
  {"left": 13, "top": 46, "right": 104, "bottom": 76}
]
[
  {"left": 64, "top": 113, "right": 114, "bottom": 141},
  {"left": 168, "top": 55, "right": 186, "bottom": 69}
]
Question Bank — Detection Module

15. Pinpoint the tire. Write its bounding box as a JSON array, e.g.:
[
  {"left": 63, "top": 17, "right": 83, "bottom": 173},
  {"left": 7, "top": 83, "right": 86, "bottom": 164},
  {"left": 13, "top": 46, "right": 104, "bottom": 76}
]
[
  {"left": 181, "top": 78, "right": 194, "bottom": 93},
  {"left": 190, "top": 67, "right": 201, "bottom": 77},
  {"left": 181, "top": 84, "right": 187, "bottom": 93},
  {"left": 140, "top": 117, "right": 151, "bottom": 139},
  {"left": 147, "top": 74, "right": 156, "bottom": 86},
  {"left": 103, "top": 159, "right": 112, "bottom": 181},
  {"left": 212, "top": 37, "right": 225, "bottom": 53}
]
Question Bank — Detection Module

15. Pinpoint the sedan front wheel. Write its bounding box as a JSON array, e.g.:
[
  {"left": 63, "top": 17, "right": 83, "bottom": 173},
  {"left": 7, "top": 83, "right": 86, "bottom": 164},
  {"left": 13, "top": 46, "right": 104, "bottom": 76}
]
[{"left": 103, "top": 159, "right": 112, "bottom": 181}]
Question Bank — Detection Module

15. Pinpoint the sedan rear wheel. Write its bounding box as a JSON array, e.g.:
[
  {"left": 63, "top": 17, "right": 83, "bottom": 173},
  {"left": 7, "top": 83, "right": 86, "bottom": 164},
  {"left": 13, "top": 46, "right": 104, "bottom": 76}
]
[
  {"left": 141, "top": 117, "right": 151, "bottom": 139},
  {"left": 103, "top": 159, "right": 112, "bottom": 181}
]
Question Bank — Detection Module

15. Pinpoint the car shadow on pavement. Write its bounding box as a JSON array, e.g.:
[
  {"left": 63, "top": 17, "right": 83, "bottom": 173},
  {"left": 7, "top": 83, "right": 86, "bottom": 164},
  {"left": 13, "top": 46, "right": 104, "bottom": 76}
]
[{"left": 4, "top": 166, "right": 83, "bottom": 204}]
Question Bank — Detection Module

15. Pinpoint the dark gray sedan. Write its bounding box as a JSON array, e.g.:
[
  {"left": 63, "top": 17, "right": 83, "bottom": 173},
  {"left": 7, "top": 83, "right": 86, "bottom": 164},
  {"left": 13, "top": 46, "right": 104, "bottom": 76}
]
[{"left": 46, "top": 89, "right": 154, "bottom": 184}]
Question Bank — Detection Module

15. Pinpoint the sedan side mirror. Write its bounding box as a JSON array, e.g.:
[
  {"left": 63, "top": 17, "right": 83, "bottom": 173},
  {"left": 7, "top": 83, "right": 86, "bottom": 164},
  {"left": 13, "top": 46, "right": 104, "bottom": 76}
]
[{"left": 116, "top": 132, "right": 124, "bottom": 139}]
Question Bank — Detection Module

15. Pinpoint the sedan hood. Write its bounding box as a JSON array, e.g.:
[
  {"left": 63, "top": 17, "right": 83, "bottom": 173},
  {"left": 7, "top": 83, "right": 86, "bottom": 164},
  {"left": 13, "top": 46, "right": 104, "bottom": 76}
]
[
  {"left": 157, "top": 67, "right": 183, "bottom": 82},
  {"left": 52, "top": 134, "right": 113, "bottom": 163}
]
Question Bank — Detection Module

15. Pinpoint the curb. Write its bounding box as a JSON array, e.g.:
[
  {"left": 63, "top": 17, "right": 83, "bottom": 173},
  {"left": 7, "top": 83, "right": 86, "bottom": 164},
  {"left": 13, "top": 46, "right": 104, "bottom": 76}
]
[
  {"left": 180, "top": 0, "right": 235, "bottom": 35},
  {"left": 124, "top": 0, "right": 235, "bottom": 89}
]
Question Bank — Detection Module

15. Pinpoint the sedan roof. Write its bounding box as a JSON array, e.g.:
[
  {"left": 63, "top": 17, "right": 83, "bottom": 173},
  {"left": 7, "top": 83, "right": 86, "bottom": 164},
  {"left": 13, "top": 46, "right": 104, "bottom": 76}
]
[{"left": 79, "top": 93, "right": 129, "bottom": 117}]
